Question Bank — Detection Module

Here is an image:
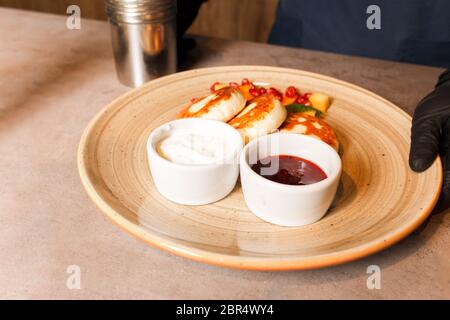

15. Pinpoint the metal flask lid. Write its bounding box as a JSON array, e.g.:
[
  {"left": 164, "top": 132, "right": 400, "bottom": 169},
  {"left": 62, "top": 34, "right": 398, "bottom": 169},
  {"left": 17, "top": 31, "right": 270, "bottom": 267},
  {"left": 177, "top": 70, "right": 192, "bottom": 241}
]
[{"left": 105, "top": 0, "right": 177, "bottom": 24}]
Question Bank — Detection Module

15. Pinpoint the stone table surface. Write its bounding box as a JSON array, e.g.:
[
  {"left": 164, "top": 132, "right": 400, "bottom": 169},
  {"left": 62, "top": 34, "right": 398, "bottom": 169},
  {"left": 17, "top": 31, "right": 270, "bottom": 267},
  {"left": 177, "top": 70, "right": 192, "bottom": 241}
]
[{"left": 0, "top": 8, "right": 448, "bottom": 299}]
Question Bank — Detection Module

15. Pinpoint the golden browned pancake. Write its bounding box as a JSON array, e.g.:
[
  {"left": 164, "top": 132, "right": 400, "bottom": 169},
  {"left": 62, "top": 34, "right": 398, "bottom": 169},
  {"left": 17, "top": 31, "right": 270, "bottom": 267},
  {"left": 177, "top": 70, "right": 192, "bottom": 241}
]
[
  {"left": 279, "top": 113, "right": 339, "bottom": 151},
  {"left": 177, "top": 86, "right": 246, "bottom": 122},
  {"left": 228, "top": 94, "right": 287, "bottom": 143}
]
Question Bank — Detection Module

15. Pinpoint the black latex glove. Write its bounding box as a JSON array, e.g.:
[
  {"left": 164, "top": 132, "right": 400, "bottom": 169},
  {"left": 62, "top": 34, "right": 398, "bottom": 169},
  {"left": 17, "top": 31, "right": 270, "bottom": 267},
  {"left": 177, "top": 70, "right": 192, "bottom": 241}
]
[
  {"left": 410, "top": 69, "right": 450, "bottom": 209},
  {"left": 176, "top": 0, "right": 207, "bottom": 59}
]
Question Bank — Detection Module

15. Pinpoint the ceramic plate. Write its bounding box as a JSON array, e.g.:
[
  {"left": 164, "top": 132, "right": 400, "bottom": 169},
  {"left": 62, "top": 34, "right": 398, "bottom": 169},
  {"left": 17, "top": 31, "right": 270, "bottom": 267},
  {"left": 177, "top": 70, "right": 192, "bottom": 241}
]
[{"left": 78, "top": 66, "right": 442, "bottom": 270}]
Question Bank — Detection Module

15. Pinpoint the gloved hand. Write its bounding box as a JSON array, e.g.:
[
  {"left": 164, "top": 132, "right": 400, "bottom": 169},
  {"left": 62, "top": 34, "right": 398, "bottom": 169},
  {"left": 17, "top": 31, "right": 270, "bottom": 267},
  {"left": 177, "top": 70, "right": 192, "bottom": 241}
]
[{"left": 409, "top": 69, "right": 450, "bottom": 210}]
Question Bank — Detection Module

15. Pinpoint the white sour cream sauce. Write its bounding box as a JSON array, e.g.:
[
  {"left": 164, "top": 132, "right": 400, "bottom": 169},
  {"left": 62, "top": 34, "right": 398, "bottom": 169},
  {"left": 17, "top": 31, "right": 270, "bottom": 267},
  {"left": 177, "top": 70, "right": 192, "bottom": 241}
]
[{"left": 157, "top": 129, "right": 234, "bottom": 165}]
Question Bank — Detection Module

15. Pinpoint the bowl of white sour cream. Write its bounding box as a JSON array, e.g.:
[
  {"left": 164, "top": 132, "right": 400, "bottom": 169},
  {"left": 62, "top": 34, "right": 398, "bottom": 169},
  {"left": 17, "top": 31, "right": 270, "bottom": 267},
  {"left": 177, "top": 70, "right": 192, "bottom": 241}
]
[{"left": 147, "top": 118, "right": 244, "bottom": 205}]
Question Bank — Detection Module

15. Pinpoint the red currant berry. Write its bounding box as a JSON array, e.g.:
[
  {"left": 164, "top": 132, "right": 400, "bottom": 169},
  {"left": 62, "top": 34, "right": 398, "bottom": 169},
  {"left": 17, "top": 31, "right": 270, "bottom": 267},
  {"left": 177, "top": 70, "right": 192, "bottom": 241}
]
[
  {"left": 285, "top": 86, "right": 297, "bottom": 98},
  {"left": 249, "top": 88, "right": 260, "bottom": 97},
  {"left": 297, "top": 97, "right": 306, "bottom": 104},
  {"left": 268, "top": 87, "right": 280, "bottom": 94}
]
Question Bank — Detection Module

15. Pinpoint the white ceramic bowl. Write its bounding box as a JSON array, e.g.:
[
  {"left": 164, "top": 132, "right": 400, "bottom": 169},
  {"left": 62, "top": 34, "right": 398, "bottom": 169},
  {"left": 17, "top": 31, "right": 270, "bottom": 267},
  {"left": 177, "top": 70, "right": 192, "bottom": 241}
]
[
  {"left": 147, "top": 118, "right": 243, "bottom": 205},
  {"left": 240, "top": 133, "right": 342, "bottom": 226}
]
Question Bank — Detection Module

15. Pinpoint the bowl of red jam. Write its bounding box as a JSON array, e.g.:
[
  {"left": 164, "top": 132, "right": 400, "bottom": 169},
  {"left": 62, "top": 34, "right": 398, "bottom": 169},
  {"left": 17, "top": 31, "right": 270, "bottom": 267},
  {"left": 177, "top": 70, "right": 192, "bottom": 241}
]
[{"left": 239, "top": 133, "right": 342, "bottom": 226}]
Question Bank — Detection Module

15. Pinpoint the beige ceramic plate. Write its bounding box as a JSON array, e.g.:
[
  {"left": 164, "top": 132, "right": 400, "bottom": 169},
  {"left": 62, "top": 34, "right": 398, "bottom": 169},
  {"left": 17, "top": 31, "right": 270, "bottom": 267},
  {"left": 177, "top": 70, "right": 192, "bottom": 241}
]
[{"left": 78, "top": 66, "right": 442, "bottom": 270}]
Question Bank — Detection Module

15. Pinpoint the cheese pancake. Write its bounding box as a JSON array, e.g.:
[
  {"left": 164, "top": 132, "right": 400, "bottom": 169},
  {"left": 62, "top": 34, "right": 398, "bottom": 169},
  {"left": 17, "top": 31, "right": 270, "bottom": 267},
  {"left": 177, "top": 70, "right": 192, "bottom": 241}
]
[
  {"left": 280, "top": 112, "right": 339, "bottom": 151},
  {"left": 229, "top": 94, "right": 287, "bottom": 143},
  {"left": 177, "top": 86, "right": 246, "bottom": 122}
]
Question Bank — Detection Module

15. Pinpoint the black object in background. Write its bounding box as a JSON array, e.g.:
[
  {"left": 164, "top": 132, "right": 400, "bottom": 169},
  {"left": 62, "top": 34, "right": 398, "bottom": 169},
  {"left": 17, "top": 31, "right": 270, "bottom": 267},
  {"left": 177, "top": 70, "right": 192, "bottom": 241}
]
[{"left": 176, "top": 0, "right": 207, "bottom": 60}]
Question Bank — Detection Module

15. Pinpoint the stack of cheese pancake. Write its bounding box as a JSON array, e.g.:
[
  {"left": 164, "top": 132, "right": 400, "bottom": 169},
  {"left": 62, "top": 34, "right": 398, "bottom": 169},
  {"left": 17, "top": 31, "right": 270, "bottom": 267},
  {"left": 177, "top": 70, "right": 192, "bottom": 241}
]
[{"left": 177, "top": 80, "right": 339, "bottom": 152}]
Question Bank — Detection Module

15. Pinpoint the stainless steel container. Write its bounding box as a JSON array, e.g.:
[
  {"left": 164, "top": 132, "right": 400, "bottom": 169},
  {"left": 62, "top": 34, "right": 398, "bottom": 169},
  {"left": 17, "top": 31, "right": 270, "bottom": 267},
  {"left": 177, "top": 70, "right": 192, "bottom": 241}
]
[{"left": 105, "top": 0, "right": 177, "bottom": 87}]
